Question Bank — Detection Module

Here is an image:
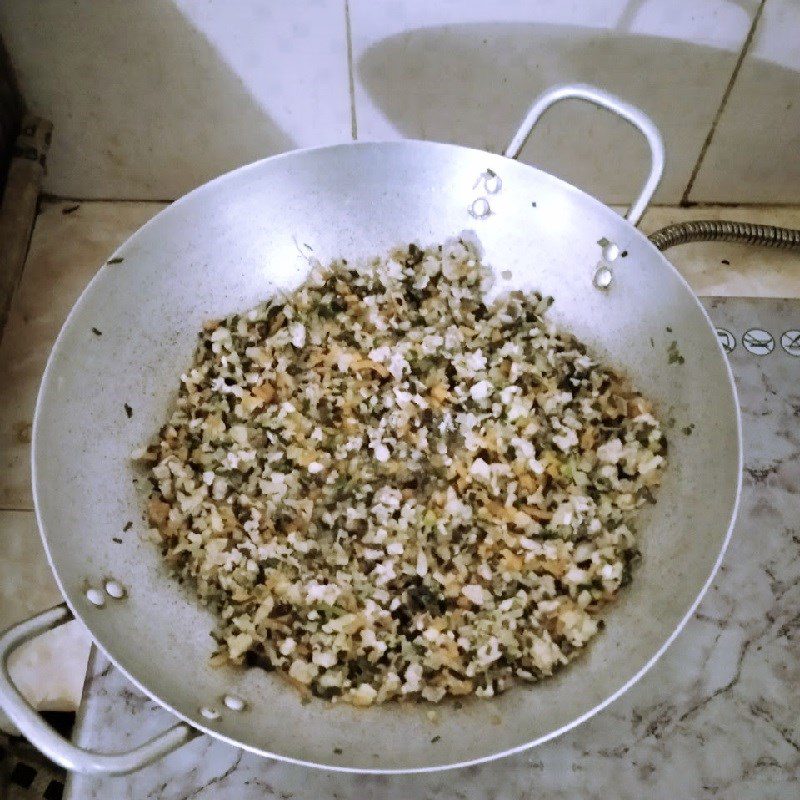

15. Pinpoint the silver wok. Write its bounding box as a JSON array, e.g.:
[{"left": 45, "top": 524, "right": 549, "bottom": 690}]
[{"left": 0, "top": 85, "right": 741, "bottom": 774}]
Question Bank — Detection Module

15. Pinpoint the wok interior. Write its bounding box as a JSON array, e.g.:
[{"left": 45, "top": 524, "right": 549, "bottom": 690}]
[{"left": 33, "top": 143, "right": 739, "bottom": 771}]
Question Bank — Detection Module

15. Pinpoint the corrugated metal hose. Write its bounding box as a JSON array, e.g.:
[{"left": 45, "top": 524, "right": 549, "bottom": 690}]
[{"left": 648, "top": 219, "right": 800, "bottom": 251}]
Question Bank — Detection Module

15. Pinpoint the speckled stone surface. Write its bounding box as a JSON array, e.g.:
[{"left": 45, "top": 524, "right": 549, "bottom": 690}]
[{"left": 64, "top": 297, "right": 799, "bottom": 799}]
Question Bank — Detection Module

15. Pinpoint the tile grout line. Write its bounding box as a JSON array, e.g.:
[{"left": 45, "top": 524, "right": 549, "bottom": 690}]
[
  {"left": 37, "top": 197, "right": 800, "bottom": 209},
  {"left": 40, "top": 194, "right": 174, "bottom": 204},
  {"left": 344, "top": 0, "right": 358, "bottom": 140},
  {"left": 680, "top": 0, "right": 768, "bottom": 205}
]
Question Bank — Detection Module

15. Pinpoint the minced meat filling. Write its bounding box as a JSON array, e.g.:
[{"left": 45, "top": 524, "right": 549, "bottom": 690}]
[{"left": 140, "top": 234, "right": 666, "bottom": 705}]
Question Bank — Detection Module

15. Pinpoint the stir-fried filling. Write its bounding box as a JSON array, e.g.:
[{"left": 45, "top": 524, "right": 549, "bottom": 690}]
[{"left": 141, "top": 235, "right": 666, "bottom": 705}]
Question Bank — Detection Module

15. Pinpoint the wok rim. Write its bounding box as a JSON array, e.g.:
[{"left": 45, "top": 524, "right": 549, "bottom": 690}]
[{"left": 32, "top": 139, "right": 743, "bottom": 773}]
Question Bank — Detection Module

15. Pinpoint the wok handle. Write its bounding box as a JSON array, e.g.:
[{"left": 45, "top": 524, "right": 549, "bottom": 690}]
[
  {"left": 0, "top": 603, "right": 197, "bottom": 775},
  {"left": 504, "top": 83, "right": 665, "bottom": 226}
]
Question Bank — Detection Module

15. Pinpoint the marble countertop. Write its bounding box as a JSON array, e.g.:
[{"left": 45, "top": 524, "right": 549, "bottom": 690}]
[{"left": 65, "top": 297, "right": 799, "bottom": 799}]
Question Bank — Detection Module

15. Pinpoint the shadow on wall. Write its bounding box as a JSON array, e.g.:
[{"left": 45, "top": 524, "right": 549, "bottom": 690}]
[
  {"left": 615, "top": 0, "right": 757, "bottom": 32},
  {"left": 691, "top": 54, "right": 800, "bottom": 203},
  {"left": 3, "top": 0, "right": 293, "bottom": 199},
  {"left": 356, "top": 23, "right": 800, "bottom": 205}
]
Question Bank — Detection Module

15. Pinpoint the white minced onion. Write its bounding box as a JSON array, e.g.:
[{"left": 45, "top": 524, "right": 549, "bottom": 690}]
[{"left": 141, "top": 235, "right": 666, "bottom": 706}]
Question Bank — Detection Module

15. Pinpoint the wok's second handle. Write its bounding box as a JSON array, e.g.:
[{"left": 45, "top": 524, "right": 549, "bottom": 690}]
[
  {"left": 504, "top": 83, "right": 665, "bottom": 226},
  {"left": 0, "top": 604, "right": 197, "bottom": 775}
]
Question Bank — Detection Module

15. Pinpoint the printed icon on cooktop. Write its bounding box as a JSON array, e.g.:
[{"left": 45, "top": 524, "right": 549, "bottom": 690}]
[
  {"left": 781, "top": 330, "right": 800, "bottom": 357},
  {"left": 742, "top": 328, "right": 775, "bottom": 356},
  {"left": 715, "top": 328, "right": 736, "bottom": 353}
]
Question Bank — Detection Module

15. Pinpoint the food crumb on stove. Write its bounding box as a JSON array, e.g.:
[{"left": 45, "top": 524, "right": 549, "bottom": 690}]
[
  {"left": 431, "top": 735, "right": 441, "bottom": 743},
  {"left": 721, "top": 259, "right": 730, "bottom": 265},
  {"left": 665, "top": 326, "right": 673, "bottom": 333},
  {"left": 141, "top": 235, "right": 666, "bottom": 706},
  {"left": 123, "top": 521, "right": 133, "bottom": 531},
  {"left": 107, "top": 256, "right": 124, "bottom": 265},
  {"left": 124, "top": 403, "right": 133, "bottom": 418},
  {"left": 112, "top": 537, "right": 123, "bottom": 544},
  {"left": 333, "top": 747, "right": 343, "bottom": 755},
  {"left": 91, "top": 327, "right": 102, "bottom": 336},
  {"left": 682, "top": 424, "right": 695, "bottom": 436},
  {"left": 620, "top": 250, "right": 628, "bottom": 258}
]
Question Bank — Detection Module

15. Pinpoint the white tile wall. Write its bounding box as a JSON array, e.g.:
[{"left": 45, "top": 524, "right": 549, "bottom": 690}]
[
  {"left": 0, "top": 0, "right": 351, "bottom": 199},
  {"left": 690, "top": 0, "right": 800, "bottom": 203},
  {"left": 349, "top": 0, "right": 759, "bottom": 204},
  {"left": 0, "top": 0, "right": 798, "bottom": 204}
]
